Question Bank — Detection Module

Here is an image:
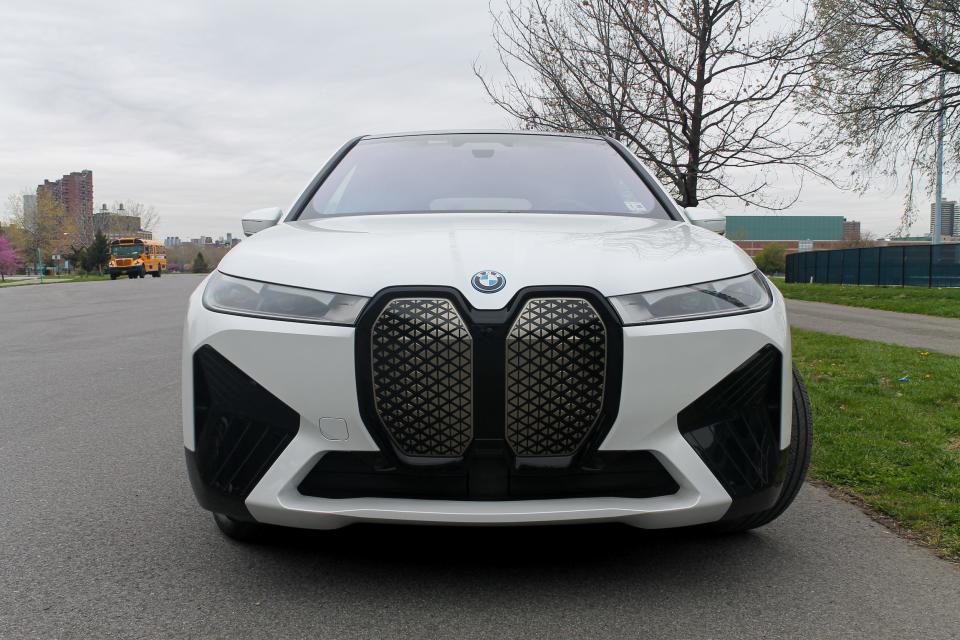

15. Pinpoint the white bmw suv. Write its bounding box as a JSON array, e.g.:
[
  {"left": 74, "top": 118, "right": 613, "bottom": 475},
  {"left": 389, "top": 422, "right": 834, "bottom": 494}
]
[{"left": 182, "top": 131, "right": 811, "bottom": 541}]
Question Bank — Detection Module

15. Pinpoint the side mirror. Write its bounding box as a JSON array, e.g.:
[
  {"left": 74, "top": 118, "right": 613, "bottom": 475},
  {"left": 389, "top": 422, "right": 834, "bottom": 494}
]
[
  {"left": 685, "top": 206, "right": 726, "bottom": 235},
  {"left": 241, "top": 207, "right": 284, "bottom": 237}
]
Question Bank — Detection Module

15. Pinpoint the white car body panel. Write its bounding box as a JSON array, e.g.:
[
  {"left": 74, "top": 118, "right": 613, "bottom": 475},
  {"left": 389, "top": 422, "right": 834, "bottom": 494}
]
[
  {"left": 182, "top": 131, "right": 794, "bottom": 531},
  {"left": 183, "top": 275, "right": 790, "bottom": 530},
  {"left": 215, "top": 214, "right": 755, "bottom": 307}
]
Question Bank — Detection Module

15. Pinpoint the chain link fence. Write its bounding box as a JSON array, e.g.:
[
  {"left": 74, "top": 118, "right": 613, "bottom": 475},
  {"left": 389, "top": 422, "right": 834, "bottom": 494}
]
[{"left": 785, "top": 244, "right": 960, "bottom": 288}]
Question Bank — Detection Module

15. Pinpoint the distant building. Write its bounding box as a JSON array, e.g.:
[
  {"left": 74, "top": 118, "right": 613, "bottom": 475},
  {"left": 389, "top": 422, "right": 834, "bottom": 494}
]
[
  {"left": 842, "top": 220, "right": 861, "bottom": 241},
  {"left": 725, "top": 215, "right": 860, "bottom": 257},
  {"left": 164, "top": 236, "right": 182, "bottom": 246},
  {"left": 22, "top": 194, "right": 36, "bottom": 228},
  {"left": 92, "top": 203, "right": 152, "bottom": 240},
  {"left": 37, "top": 170, "right": 94, "bottom": 242},
  {"left": 929, "top": 200, "right": 958, "bottom": 237}
]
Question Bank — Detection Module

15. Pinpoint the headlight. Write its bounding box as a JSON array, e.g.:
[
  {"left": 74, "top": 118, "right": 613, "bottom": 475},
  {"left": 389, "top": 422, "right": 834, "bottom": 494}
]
[
  {"left": 609, "top": 271, "right": 772, "bottom": 325},
  {"left": 202, "top": 271, "right": 369, "bottom": 325}
]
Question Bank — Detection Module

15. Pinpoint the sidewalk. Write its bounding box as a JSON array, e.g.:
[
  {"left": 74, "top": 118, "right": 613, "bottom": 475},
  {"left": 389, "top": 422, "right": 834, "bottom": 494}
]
[{"left": 786, "top": 299, "right": 960, "bottom": 356}]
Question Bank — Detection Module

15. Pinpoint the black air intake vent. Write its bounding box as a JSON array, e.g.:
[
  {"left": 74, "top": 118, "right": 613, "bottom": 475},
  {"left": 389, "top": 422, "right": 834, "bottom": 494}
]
[
  {"left": 677, "top": 345, "right": 783, "bottom": 498},
  {"left": 193, "top": 346, "right": 299, "bottom": 499}
]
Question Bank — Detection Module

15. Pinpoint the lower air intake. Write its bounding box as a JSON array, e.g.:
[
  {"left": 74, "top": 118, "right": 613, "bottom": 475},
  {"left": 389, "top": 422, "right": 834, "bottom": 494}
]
[
  {"left": 192, "top": 346, "right": 299, "bottom": 499},
  {"left": 677, "top": 345, "right": 783, "bottom": 498}
]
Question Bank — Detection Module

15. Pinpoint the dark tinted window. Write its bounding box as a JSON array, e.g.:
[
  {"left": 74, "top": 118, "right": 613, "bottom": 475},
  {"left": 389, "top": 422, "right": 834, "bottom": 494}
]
[{"left": 301, "top": 133, "right": 672, "bottom": 219}]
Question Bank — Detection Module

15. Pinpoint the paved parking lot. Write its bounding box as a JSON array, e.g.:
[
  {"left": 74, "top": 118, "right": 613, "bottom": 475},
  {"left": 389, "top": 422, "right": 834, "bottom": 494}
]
[{"left": 1, "top": 276, "right": 958, "bottom": 639}]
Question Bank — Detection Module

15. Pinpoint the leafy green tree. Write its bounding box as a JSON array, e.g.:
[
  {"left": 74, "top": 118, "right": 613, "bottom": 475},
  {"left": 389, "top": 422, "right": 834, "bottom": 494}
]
[
  {"left": 753, "top": 244, "right": 786, "bottom": 275},
  {"left": 81, "top": 232, "right": 109, "bottom": 274},
  {"left": 192, "top": 252, "right": 209, "bottom": 273},
  {"left": 66, "top": 245, "right": 85, "bottom": 274}
]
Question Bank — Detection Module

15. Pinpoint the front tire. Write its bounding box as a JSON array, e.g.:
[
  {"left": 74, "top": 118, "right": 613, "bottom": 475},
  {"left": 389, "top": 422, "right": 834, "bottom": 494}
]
[
  {"left": 212, "top": 513, "right": 270, "bottom": 543},
  {"left": 710, "top": 364, "right": 813, "bottom": 532}
]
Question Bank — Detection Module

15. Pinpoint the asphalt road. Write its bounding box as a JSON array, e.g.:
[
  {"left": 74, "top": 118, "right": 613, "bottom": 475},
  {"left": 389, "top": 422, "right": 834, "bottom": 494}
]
[
  {"left": 786, "top": 298, "right": 960, "bottom": 356},
  {"left": 1, "top": 276, "right": 958, "bottom": 639}
]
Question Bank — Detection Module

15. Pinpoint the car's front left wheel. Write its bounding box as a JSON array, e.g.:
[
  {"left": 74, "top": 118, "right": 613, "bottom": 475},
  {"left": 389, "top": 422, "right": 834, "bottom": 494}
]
[{"left": 212, "top": 513, "right": 270, "bottom": 542}]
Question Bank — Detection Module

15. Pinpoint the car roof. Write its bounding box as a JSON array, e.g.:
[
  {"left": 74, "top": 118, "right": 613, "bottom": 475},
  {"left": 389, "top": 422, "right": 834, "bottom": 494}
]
[{"left": 361, "top": 129, "right": 606, "bottom": 142}]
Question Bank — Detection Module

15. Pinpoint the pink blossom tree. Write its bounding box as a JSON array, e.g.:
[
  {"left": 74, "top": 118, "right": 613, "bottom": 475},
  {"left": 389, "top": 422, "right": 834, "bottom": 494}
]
[{"left": 0, "top": 235, "right": 22, "bottom": 282}]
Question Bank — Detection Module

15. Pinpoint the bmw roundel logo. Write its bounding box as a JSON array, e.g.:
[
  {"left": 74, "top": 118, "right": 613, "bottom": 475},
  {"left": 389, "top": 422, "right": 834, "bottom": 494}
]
[{"left": 471, "top": 270, "right": 506, "bottom": 294}]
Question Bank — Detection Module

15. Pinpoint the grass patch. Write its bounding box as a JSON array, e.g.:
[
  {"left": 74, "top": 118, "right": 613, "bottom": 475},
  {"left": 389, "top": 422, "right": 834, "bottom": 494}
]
[
  {"left": 774, "top": 281, "right": 960, "bottom": 318},
  {"left": 0, "top": 274, "right": 112, "bottom": 288},
  {"left": 793, "top": 328, "right": 960, "bottom": 558}
]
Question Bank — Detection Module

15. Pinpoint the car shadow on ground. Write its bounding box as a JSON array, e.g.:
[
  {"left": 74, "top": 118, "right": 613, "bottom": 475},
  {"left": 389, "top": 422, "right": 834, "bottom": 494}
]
[{"left": 218, "top": 520, "right": 788, "bottom": 589}]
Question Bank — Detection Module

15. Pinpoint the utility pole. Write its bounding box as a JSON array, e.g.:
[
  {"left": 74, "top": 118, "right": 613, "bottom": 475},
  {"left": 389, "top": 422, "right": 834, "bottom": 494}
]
[{"left": 934, "top": 68, "right": 945, "bottom": 245}]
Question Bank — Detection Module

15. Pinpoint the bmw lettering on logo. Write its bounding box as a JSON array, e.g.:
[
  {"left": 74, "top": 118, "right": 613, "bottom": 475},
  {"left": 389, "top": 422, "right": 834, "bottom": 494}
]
[{"left": 471, "top": 270, "right": 506, "bottom": 294}]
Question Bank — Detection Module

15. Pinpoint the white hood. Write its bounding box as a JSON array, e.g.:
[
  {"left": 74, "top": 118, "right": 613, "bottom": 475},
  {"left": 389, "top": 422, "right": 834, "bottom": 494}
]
[{"left": 217, "top": 213, "right": 755, "bottom": 309}]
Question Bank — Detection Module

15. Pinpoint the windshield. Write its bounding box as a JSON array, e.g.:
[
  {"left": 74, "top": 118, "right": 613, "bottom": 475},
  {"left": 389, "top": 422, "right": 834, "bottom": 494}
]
[
  {"left": 301, "top": 133, "right": 672, "bottom": 219},
  {"left": 111, "top": 245, "right": 144, "bottom": 256}
]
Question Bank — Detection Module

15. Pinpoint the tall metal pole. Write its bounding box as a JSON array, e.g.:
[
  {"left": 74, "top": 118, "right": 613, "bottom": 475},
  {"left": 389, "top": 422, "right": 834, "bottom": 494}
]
[{"left": 934, "top": 69, "right": 945, "bottom": 245}]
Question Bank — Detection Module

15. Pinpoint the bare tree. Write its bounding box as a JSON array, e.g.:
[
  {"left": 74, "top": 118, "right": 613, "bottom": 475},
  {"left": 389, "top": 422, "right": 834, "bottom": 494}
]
[
  {"left": 116, "top": 200, "right": 161, "bottom": 232},
  {"left": 94, "top": 200, "right": 161, "bottom": 237},
  {"left": 807, "top": 0, "right": 960, "bottom": 234},
  {"left": 475, "top": 0, "right": 835, "bottom": 209}
]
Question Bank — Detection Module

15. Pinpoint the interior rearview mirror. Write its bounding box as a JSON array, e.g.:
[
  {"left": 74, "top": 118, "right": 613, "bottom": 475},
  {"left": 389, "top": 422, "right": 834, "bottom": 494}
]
[
  {"left": 685, "top": 206, "right": 726, "bottom": 235},
  {"left": 241, "top": 207, "right": 284, "bottom": 237}
]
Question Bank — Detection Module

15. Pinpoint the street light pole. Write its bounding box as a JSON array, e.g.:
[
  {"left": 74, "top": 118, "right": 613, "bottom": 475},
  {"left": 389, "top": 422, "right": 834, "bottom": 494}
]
[{"left": 934, "top": 68, "right": 945, "bottom": 245}]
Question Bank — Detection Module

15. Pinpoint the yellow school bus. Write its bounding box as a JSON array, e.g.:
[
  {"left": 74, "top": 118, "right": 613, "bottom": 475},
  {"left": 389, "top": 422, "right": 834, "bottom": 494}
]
[{"left": 108, "top": 238, "right": 167, "bottom": 280}]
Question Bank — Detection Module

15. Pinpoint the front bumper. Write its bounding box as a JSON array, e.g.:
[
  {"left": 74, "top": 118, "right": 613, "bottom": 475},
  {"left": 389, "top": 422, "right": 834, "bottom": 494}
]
[
  {"left": 182, "top": 281, "right": 792, "bottom": 530},
  {"left": 110, "top": 265, "right": 142, "bottom": 275}
]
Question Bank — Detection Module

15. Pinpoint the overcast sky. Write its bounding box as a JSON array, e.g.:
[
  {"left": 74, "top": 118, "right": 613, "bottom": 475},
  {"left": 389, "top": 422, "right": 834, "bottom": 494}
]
[{"left": 0, "top": 0, "right": 946, "bottom": 239}]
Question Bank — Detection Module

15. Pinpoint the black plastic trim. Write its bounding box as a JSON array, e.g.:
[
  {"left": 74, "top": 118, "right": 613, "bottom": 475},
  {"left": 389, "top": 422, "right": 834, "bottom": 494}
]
[
  {"left": 185, "top": 448, "right": 255, "bottom": 522},
  {"left": 678, "top": 345, "right": 787, "bottom": 517},
  {"left": 286, "top": 135, "right": 366, "bottom": 222},
  {"left": 188, "top": 346, "right": 300, "bottom": 519},
  {"left": 298, "top": 450, "right": 678, "bottom": 501},
  {"left": 603, "top": 137, "right": 683, "bottom": 221}
]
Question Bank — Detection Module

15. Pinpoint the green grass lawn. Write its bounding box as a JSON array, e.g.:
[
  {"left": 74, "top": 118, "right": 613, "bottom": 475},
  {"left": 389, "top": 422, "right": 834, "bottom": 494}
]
[
  {"left": 0, "top": 274, "right": 112, "bottom": 288},
  {"left": 793, "top": 328, "right": 960, "bottom": 558},
  {"left": 774, "top": 280, "right": 960, "bottom": 318}
]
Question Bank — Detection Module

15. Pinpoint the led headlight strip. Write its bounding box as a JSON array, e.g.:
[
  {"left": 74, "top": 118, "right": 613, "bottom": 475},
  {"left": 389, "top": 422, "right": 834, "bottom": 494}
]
[
  {"left": 202, "top": 271, "right": 369, "bottom": 325},
  {"left": 609, "top": 271, "right": 772, "bottom": 325}
]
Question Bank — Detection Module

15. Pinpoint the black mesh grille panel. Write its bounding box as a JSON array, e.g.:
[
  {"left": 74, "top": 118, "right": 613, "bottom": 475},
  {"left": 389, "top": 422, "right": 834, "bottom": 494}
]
[
  {"left": 678, "top": 346, "right": 783, "bottom": 498},
  {"left": 193, "top": 346, "right": 299, "bottom": 499},
  {"left": 371, "top": 298, "right": 473, "bottom": 457},
  {"left": 505, "top": 298, "right": 607, "bottom": 456}
]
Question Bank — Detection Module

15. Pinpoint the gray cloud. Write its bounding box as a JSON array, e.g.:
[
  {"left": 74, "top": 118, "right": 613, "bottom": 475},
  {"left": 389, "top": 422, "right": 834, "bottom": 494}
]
[{"left": 0, "top": 0, "right": 943, "bottom": 239}]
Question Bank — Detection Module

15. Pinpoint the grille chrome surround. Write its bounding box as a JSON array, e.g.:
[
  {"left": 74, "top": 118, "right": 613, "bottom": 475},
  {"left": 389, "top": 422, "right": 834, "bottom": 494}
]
[
  {"left": 370, "top": 298, "right": 473, "bottom": 457},
  {"left": 505, "top": 298, "right": 607, "bottom": 456}
]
